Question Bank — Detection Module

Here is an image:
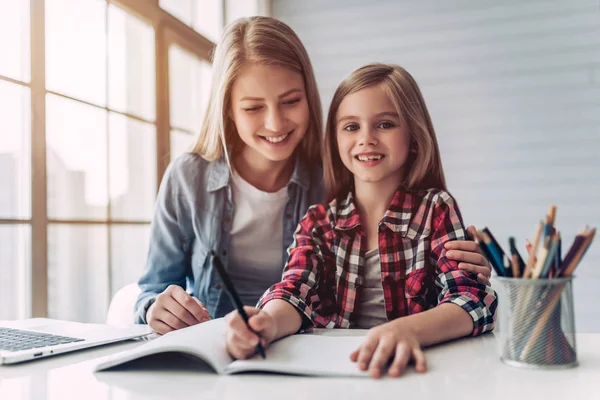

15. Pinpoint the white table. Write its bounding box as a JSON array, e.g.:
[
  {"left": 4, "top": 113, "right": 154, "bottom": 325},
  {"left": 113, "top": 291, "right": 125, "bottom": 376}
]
[{"left": 1, "top": 330, "right": 599, "bottom": 400}]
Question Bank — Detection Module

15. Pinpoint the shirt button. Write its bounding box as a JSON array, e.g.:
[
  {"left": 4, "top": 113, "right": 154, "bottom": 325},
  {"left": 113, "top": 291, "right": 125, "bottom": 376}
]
[
  {"left": 224, "top": 217, "right": 231, "bottom": 223},
  {"left": 222, "top": 250, "right": 227, "bottom": 256},
  {"left": 286, "top": 214, "right": 292, "bottom": 220},
  {"left": 215, "top": 283, "right": 222, "bottom": 289}
]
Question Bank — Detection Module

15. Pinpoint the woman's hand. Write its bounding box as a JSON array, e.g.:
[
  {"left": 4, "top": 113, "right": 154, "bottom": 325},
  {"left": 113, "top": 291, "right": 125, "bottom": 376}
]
[
  {"left": 350, "top": 320, "right": 427, "bottom": 379},
  {"left": 445, "top": 225, "right": 492, "bottom": 286},
  {"left": 146, "top": 285, "right": 211, "bottom": 335},
  {"left": 225, "top": 306, "right": 278, "bottom": 360}
]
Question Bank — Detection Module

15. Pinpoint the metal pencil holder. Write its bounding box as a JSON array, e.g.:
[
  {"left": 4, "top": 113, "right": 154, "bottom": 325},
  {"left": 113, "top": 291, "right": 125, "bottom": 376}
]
[{"left": 497, "top": 276, "right": 577, "bottom": 369}]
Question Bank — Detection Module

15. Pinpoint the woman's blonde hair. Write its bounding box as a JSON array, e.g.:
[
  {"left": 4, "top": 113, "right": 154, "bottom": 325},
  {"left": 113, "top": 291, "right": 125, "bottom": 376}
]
[
  {"left": 191, "top": 16, "right": 322, "bottom": 165},
  {"left": 323, "top": 63, "right": 447, "bottom": 202}
]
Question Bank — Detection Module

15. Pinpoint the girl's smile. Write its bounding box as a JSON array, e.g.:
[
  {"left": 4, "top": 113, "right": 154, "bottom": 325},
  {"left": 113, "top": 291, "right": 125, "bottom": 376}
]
[{"left": 354, "top": 152, "right": 385, "bottom": 167}]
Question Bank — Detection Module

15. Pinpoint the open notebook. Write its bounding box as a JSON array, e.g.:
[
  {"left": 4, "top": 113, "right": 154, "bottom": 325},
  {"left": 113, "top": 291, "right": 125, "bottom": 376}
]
[{"left": 93, "top": 318, "right": 369, "bottom": 377}]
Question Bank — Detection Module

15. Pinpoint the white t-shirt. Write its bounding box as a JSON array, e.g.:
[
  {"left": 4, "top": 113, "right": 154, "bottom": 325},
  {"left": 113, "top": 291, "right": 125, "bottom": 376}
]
[
  {"left": 226, "top": 169, "right": 289, "bottom": 306},
  {"left": 354, "top": 248, "right": 388, "bottom": 329}
]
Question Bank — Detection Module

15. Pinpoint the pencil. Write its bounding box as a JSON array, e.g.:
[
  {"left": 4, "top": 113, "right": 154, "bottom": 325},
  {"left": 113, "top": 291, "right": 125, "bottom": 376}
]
[
  {"left": 474, "top": 230, "right": 504, "bottom": 277},
  {"left": 551, "top": 235, "right": 562, "bottom": 278},
  {"left": 547, "top": 204, "right": 557, "bottom": 225},
  {"left": 508, "top": 237, "right": 524, "bottom": 278},
  {"left": 539, "top": 233, "right": 560, "bottom": 279},
  {"left": 523, "top": 221, "right": 543, "bottom": 278},
  {"left": 556, "top": 229, "right": 587, "bottom": 277},
  {"left": 529, "top": 207, "right": 557, "bottom": 279},
  {"left": 479, "top": 230, "right": 505, "bottom": 277},
  {"left": 559, "top": 228, "right": 596, "bottom": 277},
  {"left": 531, "top": 234, "right": 552, "bottom": 279},
  {"left": 483, "top": 227, "right": 512, "bottom": 277},
  {"left": 211, "top": 251, "right": 266, "bottom": 359}
]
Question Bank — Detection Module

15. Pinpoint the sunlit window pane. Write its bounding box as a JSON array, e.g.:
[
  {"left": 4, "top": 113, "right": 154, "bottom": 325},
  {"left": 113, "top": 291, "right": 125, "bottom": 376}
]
[
  {"left": 169, "top": 44, "right": 212, "bottom": 133},
  {"left": 0, "top": 225, "right": 31, "bottom": 320},
  {"left": 110, "top": 225, "right": 150, "bottom": 297},
  {"left": 46, "top": 0, "right": 107, "bottom": 106},
  {"left": 225, "top": 0, "right": 259, "bottom": 24},
  {"left": 48, "top": 225, "right": 109, "bottom": 323},
  {"left": 170, "top": 129, "right": 195, "bottom": 161},
  {"left": 0, "top": 1, "right": 30, "bottom": 82},
  {"left": 109, "top": 113, "right": 156, "bottom": 221},
  {"left": 108, "top": 5, "right": 156, "bottom": 121},
  {"left": 159, "top": 0, "right": 193, "bottom": 25},
  {"left": 193, "top": 0, "right": 222, "bottom": 43},
  {"left": 0, "top": 82, "right": 31, "bottom": 219},
  {"left": 47, "top": 94, "right": 108, "bottom": 220}
]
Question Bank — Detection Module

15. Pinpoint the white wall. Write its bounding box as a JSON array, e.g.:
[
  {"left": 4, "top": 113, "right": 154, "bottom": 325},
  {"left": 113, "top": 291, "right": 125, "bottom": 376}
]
[{"left": 272, "top": 0, "right": 600, "bottom": 332}]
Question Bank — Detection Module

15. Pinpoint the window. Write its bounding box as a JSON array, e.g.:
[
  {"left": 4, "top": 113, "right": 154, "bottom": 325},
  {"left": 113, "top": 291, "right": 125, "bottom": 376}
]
[
  {"left": 0, "top": 1, "right": 30, "bottom": 82},
  {"left": 1, "top": 0, "right": 265, "bottom": 322},
  {"left": 44, "top": 1, "right": 158, "bottom": 322},
  {"left": 46, "top": 0, "right": 107, "bottom": 106},
  {"left": 0, "top": 82, "right": 31, "bottom": 220},
  {"left": 0, "top": 0, "right": 32, "bottom": 320},
  {"left": 169, "top": 44, "right": 212, "bottom": 160},
  {"left": 160, "top": 0, "right": 223, "bottom": 42},
  {"left": 0, "top": 226, "right": 30, "bottom": 320}
]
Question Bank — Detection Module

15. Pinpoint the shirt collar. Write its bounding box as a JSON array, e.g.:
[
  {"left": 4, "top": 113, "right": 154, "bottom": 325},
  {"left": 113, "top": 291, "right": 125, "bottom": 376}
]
[
  {"left": 206, "top": 156, "right": 231, "bottom": 192},
  {"left": 333, "top": 191, "right": 362, "bottom": 231},
  {"left": 288, "top": 152, "right": 311, "bottom": 190},
  {"left": 380, "top": 189, "right": 414, "bottom": 236},
  {"left": 333, "top": 187, "right": 414, "bottom": 236}
]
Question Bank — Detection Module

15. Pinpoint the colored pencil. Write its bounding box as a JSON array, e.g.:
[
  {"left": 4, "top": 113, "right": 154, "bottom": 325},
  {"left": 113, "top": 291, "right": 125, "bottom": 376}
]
[
  {"left": 523, "top": 221, "right": 543, "bottom": 278},
  {"left": 508, "top": 237, "right": 524, "bottom": 278},
  {"left": 559, "top": 228, "right": 596, "bottom": 277},
  {"left": 482, "top": 227, "right": 511, "bottom": 277}
]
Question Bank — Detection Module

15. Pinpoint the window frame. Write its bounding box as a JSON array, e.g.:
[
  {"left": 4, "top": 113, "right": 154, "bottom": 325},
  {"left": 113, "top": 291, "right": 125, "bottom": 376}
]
[{"left": 0, "top": 0, "right": 271, "bottom": 319}]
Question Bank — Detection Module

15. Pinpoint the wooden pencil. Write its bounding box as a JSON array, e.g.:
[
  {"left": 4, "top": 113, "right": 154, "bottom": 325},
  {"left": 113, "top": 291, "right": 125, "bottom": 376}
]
[
  {"left": 474, "top": 230, "right": 504, "bottom": 277},
  {"left": 508, "top": 237, "right": 522, "bottom": 278},
  {"left": 523, "top": 221, "right": 543, "bottom": 278},
  {"left": 547, "top": 205, "right": 557, "bottom": 225},
  {"left": 531, "top": 235, "right": 552, "bottom": 279},
  {"left": 560, "top": 228, "right": 596, "bottom": 277}
]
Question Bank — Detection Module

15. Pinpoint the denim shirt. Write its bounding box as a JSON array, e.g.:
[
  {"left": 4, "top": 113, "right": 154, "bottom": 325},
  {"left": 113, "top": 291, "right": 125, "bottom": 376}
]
[{"left": 134, "top": 152, "right": 324, "bottom": 323}]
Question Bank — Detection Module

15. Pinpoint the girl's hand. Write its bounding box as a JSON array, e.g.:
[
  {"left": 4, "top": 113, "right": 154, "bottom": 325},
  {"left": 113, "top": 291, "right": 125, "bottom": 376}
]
[
  {"left": 444, "top": 225, "right": 492, "bottom": 286},
  {"left": 350, "top": 320, "right": 427, "bottom": 379},
  {"left": 225, "top": 306, "right": 277, "bottom": 360},
  {"left": 147, "top": 285, "right": 211, "bottom": 335}
]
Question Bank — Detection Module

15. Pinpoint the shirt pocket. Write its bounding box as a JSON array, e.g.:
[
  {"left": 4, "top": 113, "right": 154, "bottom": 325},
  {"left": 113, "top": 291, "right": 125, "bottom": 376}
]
[
  {"left": 404, "top": 269, "right": 429, "bottom": 298},
  {"left": 404, "top": 269, "right": 437, "bottom": 315},
  {"left": 403, "top": 268, "right": 434, "bottom": 315}
]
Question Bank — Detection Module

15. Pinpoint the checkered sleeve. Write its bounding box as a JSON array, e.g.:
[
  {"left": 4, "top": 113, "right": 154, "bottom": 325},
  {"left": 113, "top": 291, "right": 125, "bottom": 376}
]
[
  {"left": 430, "top": 191, "right": 498, "bottom": 336},
  {"left": 256, "top": 204, "right": 337, "bottom": 329}
]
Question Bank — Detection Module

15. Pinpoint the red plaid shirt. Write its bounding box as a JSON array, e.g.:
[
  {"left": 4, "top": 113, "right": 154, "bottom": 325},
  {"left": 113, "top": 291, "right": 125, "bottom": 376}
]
[{"left": 258, "top": 188, "right": 497, "bottom": 336}]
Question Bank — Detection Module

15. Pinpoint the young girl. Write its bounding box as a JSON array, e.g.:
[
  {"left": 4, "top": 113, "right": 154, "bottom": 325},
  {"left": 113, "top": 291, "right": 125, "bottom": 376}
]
[
  {"left": 135, "top": 17, "right": 492, "bottom": 335},
  {"left": 224, "top": 63, "right": 498, "bottom": 378}
]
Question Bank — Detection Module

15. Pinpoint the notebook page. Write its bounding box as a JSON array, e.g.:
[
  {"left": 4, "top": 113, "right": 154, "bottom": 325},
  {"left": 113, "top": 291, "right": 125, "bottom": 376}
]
[
  {"left": 94, "top": 318, "right": 232, "bottom": 373},
  {"left": 225, "top": 335, "right": 369, "bottom": 377}
]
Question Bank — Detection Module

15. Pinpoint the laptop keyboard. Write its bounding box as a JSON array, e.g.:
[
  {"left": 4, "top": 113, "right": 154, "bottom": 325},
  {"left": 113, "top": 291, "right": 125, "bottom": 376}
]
[{"left": 0, "top": 327, "right": 84, "bottom": 352}]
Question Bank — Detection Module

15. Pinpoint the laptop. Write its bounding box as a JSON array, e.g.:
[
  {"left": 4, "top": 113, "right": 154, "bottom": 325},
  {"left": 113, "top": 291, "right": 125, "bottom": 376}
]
[{"left": 0, "top": 318, "right": 152, "bottom": 365}]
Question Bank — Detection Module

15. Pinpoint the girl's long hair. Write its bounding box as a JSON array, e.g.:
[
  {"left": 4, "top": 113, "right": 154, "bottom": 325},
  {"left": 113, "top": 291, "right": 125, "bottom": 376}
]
[{"left": 323, "top": 63, "right": 447, "bottom": 202}]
